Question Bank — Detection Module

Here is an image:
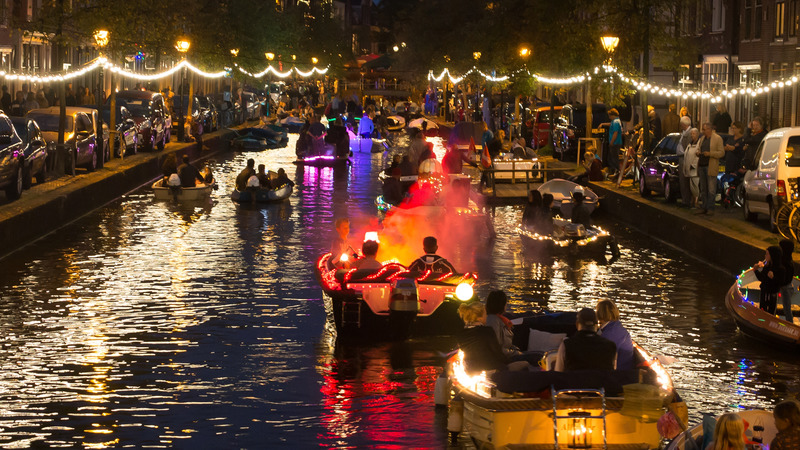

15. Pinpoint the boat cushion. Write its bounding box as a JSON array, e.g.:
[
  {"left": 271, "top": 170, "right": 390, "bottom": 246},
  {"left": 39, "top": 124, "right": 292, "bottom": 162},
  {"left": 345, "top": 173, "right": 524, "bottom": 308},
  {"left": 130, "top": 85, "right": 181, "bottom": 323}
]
[
  {"left": 512, "top": 312, "right": 578, "bottom": 350},
  {"left": 491, "top": 369, "right": 640, "bottom": 396},
  {"left": 527, "top": 330, "right": 567, "bottom": 353}
]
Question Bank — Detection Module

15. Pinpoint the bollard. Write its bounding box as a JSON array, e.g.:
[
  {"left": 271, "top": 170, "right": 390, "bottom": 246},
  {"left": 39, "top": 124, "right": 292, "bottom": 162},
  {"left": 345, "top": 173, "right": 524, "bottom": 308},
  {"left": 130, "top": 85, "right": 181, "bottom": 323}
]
[
  {"left": 434, "top": 372, "right": 450, "bottom": 407},
  {"left": 447, "top": 395, "right": 463, "bottom": 445}
]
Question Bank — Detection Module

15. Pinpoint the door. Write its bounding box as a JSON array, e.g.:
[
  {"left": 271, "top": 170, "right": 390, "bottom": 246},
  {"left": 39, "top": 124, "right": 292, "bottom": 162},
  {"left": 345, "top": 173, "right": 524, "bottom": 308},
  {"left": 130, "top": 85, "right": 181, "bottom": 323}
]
[
  {"left": 0, "top": 117, "right": 14, "bottom": 182},
  {"left": 74, "top": 113, "right": 94, "bottom": 164},
  {"left": 748, "top": 139, "right": 776, "bottom": 213},
  {"left": 28, "top": 120, "right": 45, "bottom": 175},
  {"left": 151, "top": 97, "right": 165, "bottom": 141}
]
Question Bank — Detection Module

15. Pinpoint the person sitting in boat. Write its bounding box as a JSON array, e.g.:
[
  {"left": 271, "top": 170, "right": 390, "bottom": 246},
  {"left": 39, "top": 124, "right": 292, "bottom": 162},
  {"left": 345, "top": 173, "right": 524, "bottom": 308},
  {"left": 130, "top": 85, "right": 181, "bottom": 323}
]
[
  {"left": 161, "top": 153, "right": 178, "bottom": 185},
  {"left": 596, "top": 300, "right": 634, "bottom": 370},
  {"left": 706, "top": 413, "right": 747, "bottom": 450},
  {"left": 554, "top": 308, "right": 617, "bottom": 371},
  {"left": 407, "top": 131, "right": 427, "bottom": 174},
  {"left": 457, "top": 302, "right": 529, "bottom": 374},
  {"left": 755, "top": 246, "right": 785, "bottom": 315},
  {"left": 352, "top": 240, "right": 383, "bottom": 272},
  {"left": 408, "top": 236, "right": 456, "bottom": 274},
  {"left": 522, "top": 190, "right": 543, "bottom": 229},
  {"left": 399, "top": 155, "right": 414, "bottom": 177},
  {"left": 256, "top": 164, "right": 272, "bottom": 189},
  {"left": 538, "top": 193, "right": 555, "bottom": 236},
  {"left": 442, "top": 143, "right": 477, "bottom": 175},
  {"left": 358, "top": 107, "right": 375, "bottom": 139},
  {"left": 235, "top": 159, "right": 257, "bottom": 191},
  {"left": 201, "top": 162, "right": 214, "bottom": 185},
  {"left": 275, "top": 168, "right": 294, "bottom": 188},
  {"left": 570, "top": 187, "right": 592, "bottom": 229},
  {"left": 177, "top": 155, "right": 205, "bottom": 188},
  {"left": 307, "top": 111, "right": 326, "bottom": 138},
  {"left": 330, "top": 218, "right": 357, "bottom": 269},
  {"left": 772, "top": 399, "right": 800, "bottom": 450}
]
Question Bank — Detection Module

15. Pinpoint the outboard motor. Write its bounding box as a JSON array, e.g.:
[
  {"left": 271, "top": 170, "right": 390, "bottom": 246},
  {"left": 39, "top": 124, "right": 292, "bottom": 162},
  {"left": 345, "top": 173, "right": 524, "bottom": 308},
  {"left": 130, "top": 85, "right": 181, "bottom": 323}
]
[
  {"left": 564, "top": 223, "right": 587, "bottom": 238},
  {"left": 388, "top": 278, "right": 420, "bottom": 340}
]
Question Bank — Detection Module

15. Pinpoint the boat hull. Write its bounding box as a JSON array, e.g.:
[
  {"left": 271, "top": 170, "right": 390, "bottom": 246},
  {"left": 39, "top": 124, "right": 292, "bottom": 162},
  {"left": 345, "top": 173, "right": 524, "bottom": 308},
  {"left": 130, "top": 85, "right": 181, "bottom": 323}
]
[
  {"left": 293, "top": 156, "right": 350, "bottom": 167},
  {"left": 152, "top": 181, "right": 213, "bottom": 201},
  {"left": 726, "top": 268, "right": 800, "bottom": 348},
  {"left": 231, "top": 184, "right": 292, "bottom": 203}
]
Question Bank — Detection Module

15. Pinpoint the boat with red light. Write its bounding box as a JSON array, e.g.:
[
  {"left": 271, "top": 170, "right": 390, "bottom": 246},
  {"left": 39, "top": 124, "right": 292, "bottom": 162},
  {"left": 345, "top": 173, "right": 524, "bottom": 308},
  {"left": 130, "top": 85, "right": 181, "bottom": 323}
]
[
  {"left": 315, "top": 251, "right": 477, "bottom": 340},
  {"left": 725, "top": 267, "right": 800, "bottom": 348},
  {"left": 443, "top": 311, "right": 681, "bottom": 449}
]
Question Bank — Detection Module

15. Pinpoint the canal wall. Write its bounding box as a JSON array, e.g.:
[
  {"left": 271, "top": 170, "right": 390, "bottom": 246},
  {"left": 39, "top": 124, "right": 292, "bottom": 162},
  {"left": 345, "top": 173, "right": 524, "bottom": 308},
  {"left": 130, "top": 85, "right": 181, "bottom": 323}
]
[{"left": 0, "top": 129, "right": 238, "bottom": 257}]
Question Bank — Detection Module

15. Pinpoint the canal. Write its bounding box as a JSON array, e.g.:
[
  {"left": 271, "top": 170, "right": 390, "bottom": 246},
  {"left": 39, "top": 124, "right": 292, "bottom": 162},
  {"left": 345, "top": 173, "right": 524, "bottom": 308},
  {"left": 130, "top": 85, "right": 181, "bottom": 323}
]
[{"left": 0, "top": 133, "right": 798, "bottom": 448}]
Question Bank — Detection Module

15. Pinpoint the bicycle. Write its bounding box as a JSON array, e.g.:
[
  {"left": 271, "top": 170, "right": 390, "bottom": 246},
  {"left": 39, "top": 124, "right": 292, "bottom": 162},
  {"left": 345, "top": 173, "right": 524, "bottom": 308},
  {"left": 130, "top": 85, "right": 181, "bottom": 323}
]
[{"left": 775, "top": 178, "right": 800, "bottom": 241}]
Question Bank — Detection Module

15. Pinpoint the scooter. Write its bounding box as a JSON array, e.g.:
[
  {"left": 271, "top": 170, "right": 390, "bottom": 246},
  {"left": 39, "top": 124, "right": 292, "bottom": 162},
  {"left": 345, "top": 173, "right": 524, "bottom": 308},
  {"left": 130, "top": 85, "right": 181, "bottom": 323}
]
[{"left": 719, "top": 171, "right": 744, "bottom": 208}]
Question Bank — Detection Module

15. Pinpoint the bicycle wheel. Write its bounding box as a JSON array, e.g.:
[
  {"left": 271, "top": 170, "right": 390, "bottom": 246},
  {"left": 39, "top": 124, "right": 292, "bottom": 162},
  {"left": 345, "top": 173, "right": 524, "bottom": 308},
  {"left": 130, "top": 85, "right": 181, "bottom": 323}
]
[
  {"left": 776, "top": 202, "right": 795, "bottom": 240},
  {"left": 788, "top": 204, "right": 800, "bottom": 242}
]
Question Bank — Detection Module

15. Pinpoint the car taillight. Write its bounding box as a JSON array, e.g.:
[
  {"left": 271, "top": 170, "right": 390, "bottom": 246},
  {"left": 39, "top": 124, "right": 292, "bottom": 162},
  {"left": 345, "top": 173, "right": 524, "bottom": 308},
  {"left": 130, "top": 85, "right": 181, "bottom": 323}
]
[{"left": 778, "top": 180, "right": 787, "bottom": 197}]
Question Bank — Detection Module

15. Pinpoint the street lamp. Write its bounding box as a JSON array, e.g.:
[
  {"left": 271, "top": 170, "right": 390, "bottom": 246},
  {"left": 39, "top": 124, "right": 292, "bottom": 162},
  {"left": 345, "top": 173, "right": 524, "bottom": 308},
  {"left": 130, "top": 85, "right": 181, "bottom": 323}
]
[
  {"left": 230, "top": 48, "right": 239, "bottom": 57},
  {"left": 600, "top": 35, "right": 619, "bottom": 63},
  {"left": 392, "top": 45, "right": 399, "bottom": 52},
  {"left": 265, "top": 52, "right": 275, "bottom": 61},
  {"left": 94, "top": 30, "right": 109, "bottom": 166},
  {"left": 311, "top": 57, "right": 318, "bottom": 65},
  {"left": 519, "top": 47, "right": 531, "bottom": 58},
  {"left": 473, "top": 52, "right": 482, "bottom": 121},
  {"left": 473, "top": 51, "right": 481, "bottom": 61},
  {"left": 176, "top": 39, "right": 190, "bottom": 142}
]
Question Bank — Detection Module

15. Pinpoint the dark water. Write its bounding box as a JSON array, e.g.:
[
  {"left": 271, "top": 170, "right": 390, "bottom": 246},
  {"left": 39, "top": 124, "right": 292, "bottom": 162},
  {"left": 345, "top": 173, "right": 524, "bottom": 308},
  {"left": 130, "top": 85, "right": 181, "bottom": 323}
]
[{"left": 0, "top": 133, "right": 798, "bottom": 449}]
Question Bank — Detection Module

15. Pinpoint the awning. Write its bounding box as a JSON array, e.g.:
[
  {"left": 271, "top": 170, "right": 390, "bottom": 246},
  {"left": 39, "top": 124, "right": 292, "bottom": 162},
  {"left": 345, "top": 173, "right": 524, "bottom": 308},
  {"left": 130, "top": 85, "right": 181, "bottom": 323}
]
[{"left": 737, "top": 62, "right": 762, "bottom": 71}]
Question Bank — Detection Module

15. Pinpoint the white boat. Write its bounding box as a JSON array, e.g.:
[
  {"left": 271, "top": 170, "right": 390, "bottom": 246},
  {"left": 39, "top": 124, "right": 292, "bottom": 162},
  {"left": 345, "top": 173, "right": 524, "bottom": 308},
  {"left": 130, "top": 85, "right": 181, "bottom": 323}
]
[
  {"left": 408, "top": 117, "right": 439, "bottom": 131},
  {"left": 386, "top": 115, "right": 406, "bottom": 131},
  {"left": 445, "top": 311, "right": 679, "bottom": 449},
  {"left": 230, "top": 184, "right": 293, "bottom": 204},
  {"left": 152, "top": 180, "right": 213, "bottom": 201},
  {"left": 517, "top": 217, "right": 617, "bottom": 256},
  {"left": 665, "top": 410, "right": 777, "bottom": 450},
  {"left": 538, "top": 178, "right": 599, "bottom": 217}
]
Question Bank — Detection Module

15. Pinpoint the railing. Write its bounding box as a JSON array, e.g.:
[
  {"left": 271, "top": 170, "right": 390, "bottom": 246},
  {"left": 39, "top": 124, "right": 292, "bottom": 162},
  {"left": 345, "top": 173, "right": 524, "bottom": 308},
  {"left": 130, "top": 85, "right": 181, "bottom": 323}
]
[{"left": 482, "top": 163, "right": 568, "bottom": 198}]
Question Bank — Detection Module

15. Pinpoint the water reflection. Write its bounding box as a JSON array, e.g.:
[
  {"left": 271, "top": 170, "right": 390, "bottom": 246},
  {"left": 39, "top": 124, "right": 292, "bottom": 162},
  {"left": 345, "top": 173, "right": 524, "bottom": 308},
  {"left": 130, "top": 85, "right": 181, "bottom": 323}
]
[{"left": 0, "top": 132, "right": 797, "bottom": 448}]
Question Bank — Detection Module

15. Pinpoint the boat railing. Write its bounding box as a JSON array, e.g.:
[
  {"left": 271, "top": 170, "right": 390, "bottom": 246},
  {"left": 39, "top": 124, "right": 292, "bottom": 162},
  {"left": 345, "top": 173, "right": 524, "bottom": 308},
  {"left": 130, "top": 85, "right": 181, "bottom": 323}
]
[{"left": 481, "top": 165, "right": 567, "bottom": 198}]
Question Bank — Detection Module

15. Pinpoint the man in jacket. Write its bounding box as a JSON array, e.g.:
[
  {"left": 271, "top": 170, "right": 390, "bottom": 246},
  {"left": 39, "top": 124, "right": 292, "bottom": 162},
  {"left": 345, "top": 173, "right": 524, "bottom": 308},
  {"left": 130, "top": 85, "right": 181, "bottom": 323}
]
[{"left": 695, "top": 122, "right": 725, "bottom": 215}]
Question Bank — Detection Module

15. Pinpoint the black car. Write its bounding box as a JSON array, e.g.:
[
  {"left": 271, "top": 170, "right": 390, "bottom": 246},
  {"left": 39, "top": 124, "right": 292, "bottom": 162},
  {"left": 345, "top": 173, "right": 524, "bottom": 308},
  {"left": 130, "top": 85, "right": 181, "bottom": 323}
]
[
  {"left": 113, "top": 90, "right": 171, "bottom": 151},
  {"left": 195, "top": 95, "right": 219, "bottom": 133},
  {"left": 552, "top": 104, "right": 610, "bottom": 161},
  {"left": 10, "top": 117, "right": 47, "bottom": 189},
  {"left": 100, "top": 104, "right": 139, "bottom": 156},
  {"left": 0, "top": 113, "right": 25, "bottom": 199},
  {"left": 638, "top": 132, "right": 681, "bottom": 201}
]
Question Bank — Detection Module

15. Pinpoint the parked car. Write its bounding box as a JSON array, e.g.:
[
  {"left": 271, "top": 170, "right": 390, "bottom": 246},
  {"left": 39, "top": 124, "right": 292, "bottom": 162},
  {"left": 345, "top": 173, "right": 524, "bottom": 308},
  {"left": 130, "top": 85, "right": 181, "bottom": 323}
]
[
  {"left": 742, "top": 127, "right": 800, "bottom": 230},
  {"left": 113, "top": 90, "right": 171, "bottom": 151},
  {"left": 100, "top": 103, "right": 138, "bottom": 156},
  {"left": 75, "top": 106, "right": 110, "bottom": 163},
  {"left": 26, "top": 107, "right": 99, "bottom": 175},
  {"left": 241, "top": 91, "right": 261, "bottom": 121},
  {"left": 528, "top": 105, "right": 562, "bottom": 148},
  {"left": 0, "top": 113, "right": 25, "bottom": 199},
  {"left": 10, "top": 117, "right": 47, "bottom": 189},
  {"left": 552, "top": 103, "right": 610, "bottom": 161},
  {"left": 638, "top": 132, "right": 681, "bottom": 201}
]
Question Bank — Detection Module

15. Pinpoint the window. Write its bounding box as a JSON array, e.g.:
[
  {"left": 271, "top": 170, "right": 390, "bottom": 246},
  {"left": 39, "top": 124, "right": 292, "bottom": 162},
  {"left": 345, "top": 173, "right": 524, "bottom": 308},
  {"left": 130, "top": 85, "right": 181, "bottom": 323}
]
[
  {"left": 755, "top": 0, "right": 763, "bottom": 39},
  {"left": 712, "top": 0, "right": 725, "bottom": 31},
  {"left": 681, "top": 2, "right": 692, "bottom": 35},
  {"left": 786, "top": 136, "right": 800, "bottom": 166},
  {"left": 790, "top": 0, "right": 800, "bottom": 36},
  {"left": 776, "top": 1, "right": 786, "bottom": 39},
  {"left": 745, "top": 0, "right": 753, "bottom": 39},
  {"left": 696, "top": 0, "right": 703, "bottom": 34}
]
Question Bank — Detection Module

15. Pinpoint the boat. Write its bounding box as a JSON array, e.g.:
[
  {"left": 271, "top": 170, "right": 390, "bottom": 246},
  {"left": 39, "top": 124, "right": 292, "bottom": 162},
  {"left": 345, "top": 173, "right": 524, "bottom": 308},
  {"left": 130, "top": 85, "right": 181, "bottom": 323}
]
[
  {"left": 152, "top": 180, "right": 214, "bottom": 201},
  {"left": 351, "top": 135, "right": 389, "bottom": 153},
  {"left": 230, "top": 183, "right": 293, "bottom": 204},
  {"left": 294, "top": 124, "right": 351, "bottom": 167},
  {"left": 280, "top": 115, "right": 305, "bottom": 133},
  {"left": 377, "top": 172, "right": 472, "bottom": 210},
  {"left": 538, "top": 178, "right": 600, "bottom": 218},
  {"left": 725, "top": 267, "right": 800, "bottom": 348},
  {"left": 315, "top": 252, "right": 477, "bottom": 340},
  {"left": 408, "top": 117, "right": 439, "bottom": 137},
  {"left": 445, "top": 310, "right": 680, "bottom": 449},
  {"left": 665, "top": 410, "right": 776, "bottom": 450},
  {"left": 386, "top": 115, "right": 406, "bottom": 131},
  {"left": 517, "top": 217, "right": 617, "bottom": 257},
  {"left": 230, "top": 126, "right": 288, "bottom": 150},
  {"left": 491, "top": 156, "right": 542, "bottom": 182}
]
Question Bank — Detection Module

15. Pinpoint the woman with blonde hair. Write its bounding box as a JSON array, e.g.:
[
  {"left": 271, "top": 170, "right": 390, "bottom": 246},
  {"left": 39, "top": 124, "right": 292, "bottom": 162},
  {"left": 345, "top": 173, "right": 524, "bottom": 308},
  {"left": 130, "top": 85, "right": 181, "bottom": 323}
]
[
  {"left": 596, "top": 300, "right": 634, "bottom": 370},
  {"left": 706, "top": 413, "right": 745, "bottom": 450},
  {"left": 457, "top": 301, "right": 528, "bottom": 373}
]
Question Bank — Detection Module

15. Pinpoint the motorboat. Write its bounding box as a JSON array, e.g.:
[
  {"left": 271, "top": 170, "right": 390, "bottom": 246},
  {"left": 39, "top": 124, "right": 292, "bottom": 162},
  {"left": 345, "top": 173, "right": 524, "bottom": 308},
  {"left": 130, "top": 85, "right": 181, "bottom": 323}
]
[
  {"left": 377, "top": 171, "right": 472, "bottom": 209},
  {"left": 408, "top": 117, "right": 439, "bottom": 137},
  {"left": 538, "top": 178, "right": 600, "bottom": 218},
  {"left": 315, "top": 252, "right": 477, "bottom": 340},
  {"left": 294, "top": 124, "right": 351, "bottom": 167},
  {"left": 280, "top": 115, "right": 305, "bottom": 133},
  {"left": 230, "top": 125, "right": 288, "bottom": 151},
  {"left": 386, "top": 115, "right": 406, "bottom": 131},
  {"left": 231, "top": 183, "right": 293, "bottom": 204},
  {"left": 444, "top": 311, "right": 680, "bottom": 449},
  {"left": 725, "top": 267, "right": 800, "bottom": 348},
  {"left": 517, "top": 217, "right": 617, "bottom": 257},
  {"left": 152, "top": 180, "right": 214, "bottom": 201},
  {"left": 665, "top": 410, "right": 776, "bottom": 450}
]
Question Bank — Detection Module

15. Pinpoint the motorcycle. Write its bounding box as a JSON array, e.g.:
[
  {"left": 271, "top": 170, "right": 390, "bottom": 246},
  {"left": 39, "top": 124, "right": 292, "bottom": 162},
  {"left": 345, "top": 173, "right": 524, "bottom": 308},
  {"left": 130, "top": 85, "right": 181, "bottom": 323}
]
[{"left": 718, "top": 171, "right": 744, "bottom": 208}]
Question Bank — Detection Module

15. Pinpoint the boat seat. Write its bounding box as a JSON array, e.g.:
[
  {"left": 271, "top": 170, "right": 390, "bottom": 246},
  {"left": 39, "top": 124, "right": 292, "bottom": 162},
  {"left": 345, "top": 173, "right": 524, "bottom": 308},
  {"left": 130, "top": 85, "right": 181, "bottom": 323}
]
[{"left": 491, "top": 369, "right": 640, "bottom": 396}]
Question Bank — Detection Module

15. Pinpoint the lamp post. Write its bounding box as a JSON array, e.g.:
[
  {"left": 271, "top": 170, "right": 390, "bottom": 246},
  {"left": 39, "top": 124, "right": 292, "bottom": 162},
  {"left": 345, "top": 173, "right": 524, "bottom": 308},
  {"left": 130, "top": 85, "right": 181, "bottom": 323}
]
[
  {"left": 516, "top": 46, "right": 531, "bottom": 139},
  {"left": 600, "top": 36, "right": 620, "bottom": 64},
  {"left": 176, "top": 39, "right": 190, "bottom": 142},
  {"left": 94, "top": 30, "right": 109, "bottom": 165},
  {"left": 473, "top": 51, "right": 481, "bottom": 122}
]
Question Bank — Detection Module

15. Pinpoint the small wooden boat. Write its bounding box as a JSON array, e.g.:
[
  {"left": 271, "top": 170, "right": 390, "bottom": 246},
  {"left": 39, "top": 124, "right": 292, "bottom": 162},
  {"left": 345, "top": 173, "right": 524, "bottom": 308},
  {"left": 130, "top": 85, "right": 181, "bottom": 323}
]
[
  {"left": 315, "top": 252, "right": 477, "bottom": 340},
  {"left": 408, "top": 117, "right": 439, "bottom": 137},
  {"left": 280, "top": 116, "right": 305, "bottom": 133},
  {"left": 665, "top": 410, "right": 776, "bottom": 450},
  {"left": 152, "top": 180, "right": 213, "bottom": 201},
  {"left": 538, "top": 178, "right": 600, "bottom": 217},
  {"left": 445, "top": 311, "right": 680, "bottom": 449},
  {"left": 230, "top": 126, "right": 288, "bottom": 150},
  {"left": 230, "top": 183, "right": 293, "bottom": 204},
  {"left": 517, "top": 217, "right": 618, "bottom": 257},
  {"left": 725, "top": 267, "right": 800, "bottom": 348}
]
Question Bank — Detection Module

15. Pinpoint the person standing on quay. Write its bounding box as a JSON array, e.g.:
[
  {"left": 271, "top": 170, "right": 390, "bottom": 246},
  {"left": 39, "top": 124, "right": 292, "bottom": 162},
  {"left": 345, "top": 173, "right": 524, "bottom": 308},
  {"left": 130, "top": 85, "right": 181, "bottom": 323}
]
[
  {"left": 694, "top": 123, "right": 724, "bottom": 215},
  {"left": 676, "top": 116, "right": 693, "bottom": 207},
  {"left": 662, "top": 103, "right": 680, "bottom": 136}
]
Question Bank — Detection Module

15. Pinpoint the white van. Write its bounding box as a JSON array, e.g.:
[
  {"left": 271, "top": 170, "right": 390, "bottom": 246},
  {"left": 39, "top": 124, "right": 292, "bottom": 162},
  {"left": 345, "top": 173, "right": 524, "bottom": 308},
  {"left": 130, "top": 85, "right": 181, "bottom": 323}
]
[{"left": 742, "top": 127, "right": 800, "bottom": 230}]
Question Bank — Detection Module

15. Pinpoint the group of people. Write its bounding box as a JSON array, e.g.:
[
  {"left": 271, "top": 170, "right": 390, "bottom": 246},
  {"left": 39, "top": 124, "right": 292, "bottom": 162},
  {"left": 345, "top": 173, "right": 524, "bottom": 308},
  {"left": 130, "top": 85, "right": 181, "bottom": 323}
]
[
  {"left": 234, "top": 158, "right": 292, "bottom": 192},
  {"left": 161, "top": 153, "right": 213, "bottom": 188},
  {"left": 456, "top": 296, "right": 633, "bottom": 374},
  {"left": 708, "top": 402, "right": 800, "bottom": 450},
  {"left": 754, "top": 239, "right": 796, "bottom": 322}
]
